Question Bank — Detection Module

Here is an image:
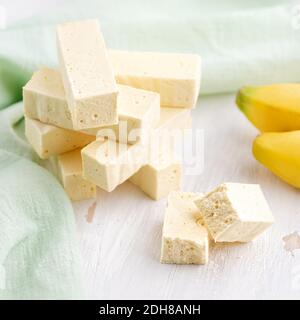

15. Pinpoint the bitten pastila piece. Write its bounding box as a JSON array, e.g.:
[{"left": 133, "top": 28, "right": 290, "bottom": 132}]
[
  {"left": 57, "top": 19, "right": 118, "bottom": 130},
  {"left": 194, "top": 183, "right": 274, "bottom": 243},
  {"left": 161, "top": 192, "right": 208, "bottom": 265}
]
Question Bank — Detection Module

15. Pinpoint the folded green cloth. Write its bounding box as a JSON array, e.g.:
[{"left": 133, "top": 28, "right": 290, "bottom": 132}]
[
  {"left": 0, "top": 0, "right": 299, "bottom": 299},
  {"left": 0, "top": 103, "right": 85, "bottom": 299}
]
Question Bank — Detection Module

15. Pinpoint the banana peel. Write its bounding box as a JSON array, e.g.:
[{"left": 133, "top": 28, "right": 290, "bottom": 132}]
[
  {"left": 236, "top": 84, "right": 300, "bottom": 132},
  {"left": 253, "top": 131, "right": 300, "bottom": 188}
]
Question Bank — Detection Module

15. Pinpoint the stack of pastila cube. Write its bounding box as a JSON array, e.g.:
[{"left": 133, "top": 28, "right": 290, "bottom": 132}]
[
  {"left": 23, "top": 20, "right": 274, "bottom": 266},
  {"left": 23, "top": 19, "right": 201, "bottom": 201}
]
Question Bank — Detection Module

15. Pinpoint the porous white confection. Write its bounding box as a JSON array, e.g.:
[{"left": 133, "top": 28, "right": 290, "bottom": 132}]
[
  {"left": 129, "top": 107, "right": 191, "bottom": 200},
  {"left": 57, "top": 20, "right": 118, "bottom": 129},
  {"left": 81, "top": 139, "right": 147, "bottom": 192},
  {"left": 97, "top": 85, "right": 160, "bottom": 144},
  {"left": 25, "top": 117, "right": 95, "bottom": 159},
  {"left": 194, "top": 183, "right": 274, "bottom": 243},
  {"left": 57, "top": 149, "right": 96, "bottom": 201},
  {"left": 130, "top": 152, "right": 182, "bottom": 200},
  {"left": 23, "top": 68, "right": 160, "bottom": 142},
  {"left": 161, "top": 192, "right": 208, "bottom": 265},
  {"left": 157, "top": 107, "right": 192, "bottom": 131},
  {"left": 23, "top": 68, "right": 72, "bottom": 129},
  {"left": 81, "top": 108, "right": 191, "bottom": 193},
  {"left": 110, "top": 50, "right": 201, "bottom": 108}
]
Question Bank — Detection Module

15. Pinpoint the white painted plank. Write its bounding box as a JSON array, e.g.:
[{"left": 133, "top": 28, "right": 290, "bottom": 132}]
[{"left": 74, "top": 93, "right": 300, "bottom": 299}]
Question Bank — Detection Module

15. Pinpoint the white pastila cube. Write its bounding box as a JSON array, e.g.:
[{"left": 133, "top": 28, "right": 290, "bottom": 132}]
[
  {"left": 194, "top": 183, "right": 274, "bottom": 243},
  {"left": 97, "top": 85, "right": 160, "bottom": 144},
  {"left": 81, "top": 139, "right": 147, "bottom": 192},
  {"left": 129, "top": 107, "right": 192, "bottom": 200},
  {"left": 109, "top": 50, "right": 201, "bottom": 108},
  {"left": 57, "top": 20, "right": 118, "bottom": 130},
  {"left": 23, "top": 68, "right": 160, "bottom": 142},
  {"left": 156, "top": 107, "right": 192, "bottom": 131},
  {"left": 161, "top": 192, "right": 208, "bottom": 265},
  {"left": 129, "top": 106, "right": 192, "bottom": 199},
  {"left": 57, "top": 149, "right": 96, "bottom": 201},
  {"left": 23, "top": 68, "right": 74, "bottom": 130},
  {"left": 130, "top": 152, "right": 182, "bottom": 200},
  {"left": 25, "top": 117, "right": 95, "bottom": 159}
]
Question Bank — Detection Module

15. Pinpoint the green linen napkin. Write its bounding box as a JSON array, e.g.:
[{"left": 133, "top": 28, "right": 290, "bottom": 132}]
[
  {"left": 0, "top": 102, "right": 85, "bottom": 299},
  {"left": 0, "top": 0, "right": 299, "bottom": 299}
]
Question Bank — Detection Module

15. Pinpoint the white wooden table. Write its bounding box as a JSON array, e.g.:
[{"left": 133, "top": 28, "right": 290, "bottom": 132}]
[
  {"left": 74, "top": 93, "right": 300, "bottom": 300},
  {"left": 5, "top": 0, "right": 300, "bottom": 300}
]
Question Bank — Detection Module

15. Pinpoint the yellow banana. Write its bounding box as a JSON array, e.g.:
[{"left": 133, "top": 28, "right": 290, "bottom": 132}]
[
  {"left": 253, "top": 131, "right": 300, "bottom": 188},
  {"left": 236, "top": 84, "right": 300, "bottom": 132}
]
